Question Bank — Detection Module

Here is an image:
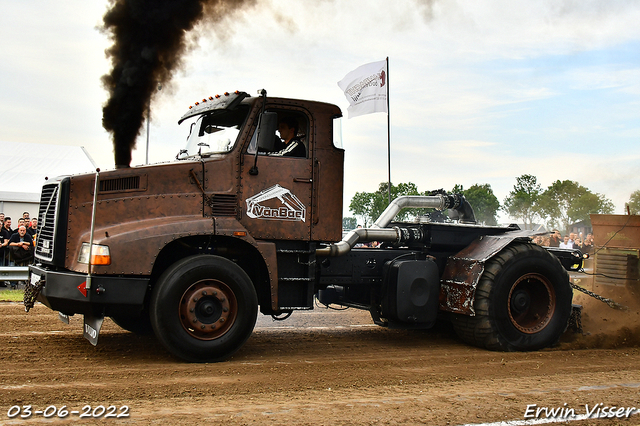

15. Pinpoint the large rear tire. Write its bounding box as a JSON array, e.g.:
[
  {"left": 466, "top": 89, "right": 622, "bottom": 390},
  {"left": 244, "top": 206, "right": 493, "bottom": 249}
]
[
  {"left": 150, "top": 255, "right": 258, "bottom": 362},
  {"left": 452, "top": 242, "right": 572, "bottom": 351}
]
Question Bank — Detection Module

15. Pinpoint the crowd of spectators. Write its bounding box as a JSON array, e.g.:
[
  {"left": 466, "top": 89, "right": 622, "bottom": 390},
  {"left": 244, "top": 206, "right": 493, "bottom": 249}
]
[
  {"left": 532, "top": 229, "right": 595, "bottom": 254},
  {"left": 0, "top": 211, "right": 37, "bottom": 288}
]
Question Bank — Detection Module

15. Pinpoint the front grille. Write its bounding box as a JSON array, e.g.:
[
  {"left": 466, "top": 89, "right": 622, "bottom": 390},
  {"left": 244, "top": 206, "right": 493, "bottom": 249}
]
[
  {"left": 210, "top": 194, "right": 238, "bottom": 216},
  {"left": 35, "top": 182, "right": 61, "bottom": 262}
]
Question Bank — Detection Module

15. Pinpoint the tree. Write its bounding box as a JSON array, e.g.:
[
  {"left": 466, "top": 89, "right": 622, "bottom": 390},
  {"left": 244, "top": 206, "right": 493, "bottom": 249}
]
[
  {"left": 348, "top": 191, "right": 375, "bottom": 227},
  {"left": 503, "top": 174, "right": 542, "bottom": 230},
  {"left": 538, "top": 180, "right": 614, "bottom": 232},
  {"left": 342, "top": 216, "right": 357, "bottom": 230},
  {"left": 628, "top": 190, "right": 640, "bottom": 215},
  {"left": 460, "top": 184, "right": 500, "bottom": 226},
  {"left": 569, "top": 191, "right": 614, "bottom": 223},
  {"left": 451, "top": 184, "right": 464, "bottom": 194}
]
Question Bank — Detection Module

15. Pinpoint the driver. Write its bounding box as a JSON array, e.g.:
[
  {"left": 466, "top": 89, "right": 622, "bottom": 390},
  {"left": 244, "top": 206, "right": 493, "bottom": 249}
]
[{"left": 269, "top": 117, "right": 306, "bottom": 158}]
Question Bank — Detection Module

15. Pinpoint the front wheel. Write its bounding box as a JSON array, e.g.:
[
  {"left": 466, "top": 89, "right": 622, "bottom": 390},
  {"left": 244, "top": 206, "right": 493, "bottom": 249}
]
[
  {"left": 150, "top": 255, "right": 258, "bottom": 362},
  {"left": 452, "top": 242, "right": 573, "bottom": 351}
]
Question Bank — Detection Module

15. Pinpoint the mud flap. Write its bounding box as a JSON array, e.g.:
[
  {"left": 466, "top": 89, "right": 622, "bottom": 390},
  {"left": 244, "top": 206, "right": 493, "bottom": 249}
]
[{"left": 83, "top": 314, "right": 104, "bottom": 346}]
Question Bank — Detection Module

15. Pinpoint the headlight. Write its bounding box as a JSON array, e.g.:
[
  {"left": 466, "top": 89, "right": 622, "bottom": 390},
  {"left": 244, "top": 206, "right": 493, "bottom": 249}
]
[{"left": 78, "top": 243, "right": 111, "bottom": 265}]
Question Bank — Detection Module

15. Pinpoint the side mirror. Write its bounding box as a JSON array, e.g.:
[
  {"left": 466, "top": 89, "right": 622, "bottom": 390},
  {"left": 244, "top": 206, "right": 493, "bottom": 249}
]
[{"left": 257, "top": 112, "right": 278, "bottom": 151}]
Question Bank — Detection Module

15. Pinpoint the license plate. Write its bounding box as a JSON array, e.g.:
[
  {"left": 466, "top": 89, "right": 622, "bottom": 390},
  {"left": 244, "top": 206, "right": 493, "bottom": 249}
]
[{"left": 30, "top": 273, "right": 41, "bottom": 285}]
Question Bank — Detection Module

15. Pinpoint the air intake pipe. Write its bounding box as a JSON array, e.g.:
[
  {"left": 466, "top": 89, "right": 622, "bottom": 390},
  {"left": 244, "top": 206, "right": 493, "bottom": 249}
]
[{"left": 316, "top": 193, "right": 475, "bottom": 257}]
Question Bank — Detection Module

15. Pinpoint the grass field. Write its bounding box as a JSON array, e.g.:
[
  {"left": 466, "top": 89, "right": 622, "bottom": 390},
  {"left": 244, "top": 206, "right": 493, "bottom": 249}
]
[{"left": 0, "top": 289, "right": 24, "bottom": 302}]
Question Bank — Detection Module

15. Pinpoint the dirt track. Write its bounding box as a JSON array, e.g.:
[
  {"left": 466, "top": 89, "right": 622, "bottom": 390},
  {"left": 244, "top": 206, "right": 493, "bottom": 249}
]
[{"left": 1, "top": 285, "right": 640, "bottom": 426}]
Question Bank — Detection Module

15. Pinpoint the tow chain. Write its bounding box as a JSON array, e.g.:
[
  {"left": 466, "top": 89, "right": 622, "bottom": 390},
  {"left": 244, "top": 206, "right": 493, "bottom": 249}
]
[
  {"left": 567, "top": 279, "right": 627, "bottom": 335},
  {"left": 570, "top": 281, "right": 627, "bottom": 311},
  {"left": 23, "top": 277, "right": 45, "bottom": 313}
]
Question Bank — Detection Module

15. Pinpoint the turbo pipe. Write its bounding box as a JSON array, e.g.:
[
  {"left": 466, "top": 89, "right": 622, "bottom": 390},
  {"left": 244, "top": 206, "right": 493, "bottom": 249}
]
[
  {"left": 316, "top": 194, "right": 472, "bottom": 257},
  {"left": 372, "top": 195, "right": 450, "bottom": 229},
  {"left": 316, "top": 195, "right": 449, "bottom": 257}
]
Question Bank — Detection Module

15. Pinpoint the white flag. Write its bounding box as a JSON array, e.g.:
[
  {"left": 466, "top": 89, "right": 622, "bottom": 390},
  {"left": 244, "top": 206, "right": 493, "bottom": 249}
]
[{"left": 337, "top": 59, "right": 388, "bottom": 119}]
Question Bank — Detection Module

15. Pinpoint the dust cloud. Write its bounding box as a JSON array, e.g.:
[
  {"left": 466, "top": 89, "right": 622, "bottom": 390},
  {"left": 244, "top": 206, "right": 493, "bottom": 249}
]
[{"left": 560, "top": 283, "right": 640, "bottom": 350}]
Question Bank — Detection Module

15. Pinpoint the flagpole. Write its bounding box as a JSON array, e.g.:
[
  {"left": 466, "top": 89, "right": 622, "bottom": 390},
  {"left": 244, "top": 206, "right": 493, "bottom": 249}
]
[
  {"left": 336, "top": 59, "right": 392, "bottom": 203},
  {"left": 386, "top": 56, "right": 391, "bottom": 205}
]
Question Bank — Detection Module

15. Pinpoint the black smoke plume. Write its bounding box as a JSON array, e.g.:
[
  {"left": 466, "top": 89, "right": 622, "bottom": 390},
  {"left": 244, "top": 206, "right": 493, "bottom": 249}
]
[{"left": 100, "top": 0, "right": 254, "bottom": 168}]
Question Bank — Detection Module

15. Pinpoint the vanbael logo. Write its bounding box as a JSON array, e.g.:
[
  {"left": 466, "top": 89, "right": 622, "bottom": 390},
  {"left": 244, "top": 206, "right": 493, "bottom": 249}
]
[{"left": 246, "top": 184, "right": 306, "bottom": 222}]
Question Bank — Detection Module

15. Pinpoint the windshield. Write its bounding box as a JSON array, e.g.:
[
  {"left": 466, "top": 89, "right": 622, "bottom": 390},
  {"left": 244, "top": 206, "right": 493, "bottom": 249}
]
[{"left": 178, "top": 105, "right": 249, "bottom": 159}]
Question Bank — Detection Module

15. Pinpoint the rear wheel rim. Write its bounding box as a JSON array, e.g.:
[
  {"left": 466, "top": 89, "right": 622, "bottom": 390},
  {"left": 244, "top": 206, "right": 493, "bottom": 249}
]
[
  {"left": 179, "top": 279, "right": 238, "bottom": 340},
  {"left": 507, "top": 273, "right": 556, "bottom": 334}
]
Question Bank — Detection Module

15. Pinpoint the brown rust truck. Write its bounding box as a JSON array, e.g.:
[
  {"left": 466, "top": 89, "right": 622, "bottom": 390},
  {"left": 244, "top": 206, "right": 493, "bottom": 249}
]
[{"left": 26, "top": 90, "right": 582, "bottom": 362}]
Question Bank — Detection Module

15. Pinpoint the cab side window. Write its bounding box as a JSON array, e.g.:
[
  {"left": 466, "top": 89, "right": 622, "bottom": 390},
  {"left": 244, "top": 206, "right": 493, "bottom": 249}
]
[{"left": 247, "top": 110, "right": 309, "bottom": 158}]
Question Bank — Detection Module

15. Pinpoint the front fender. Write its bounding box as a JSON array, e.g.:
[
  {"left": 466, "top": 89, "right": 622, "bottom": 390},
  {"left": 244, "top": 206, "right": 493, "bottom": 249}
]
[{"left": 68, "top": 216, "right": 214, "bottom": 275}]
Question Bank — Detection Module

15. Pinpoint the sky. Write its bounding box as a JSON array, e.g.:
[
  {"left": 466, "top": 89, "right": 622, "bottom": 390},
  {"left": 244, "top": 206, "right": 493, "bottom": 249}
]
[{"left": 1, "top": 0, "right": 639, "bottom": 223}]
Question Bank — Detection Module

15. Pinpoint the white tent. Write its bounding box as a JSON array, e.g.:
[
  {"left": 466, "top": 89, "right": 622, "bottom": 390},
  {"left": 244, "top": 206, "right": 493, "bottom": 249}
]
[{"left": 0, "top": 141, "right": 96, "bottom": 219}]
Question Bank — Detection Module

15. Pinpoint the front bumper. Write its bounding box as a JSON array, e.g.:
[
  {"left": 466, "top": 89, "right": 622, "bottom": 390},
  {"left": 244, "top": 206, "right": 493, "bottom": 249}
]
[{"left": 29, "top": 264, "right": 150, "bottom": 316}]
